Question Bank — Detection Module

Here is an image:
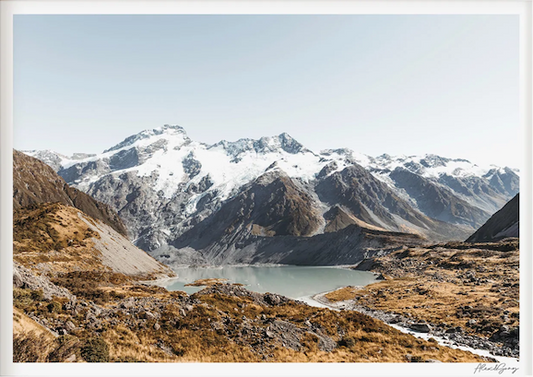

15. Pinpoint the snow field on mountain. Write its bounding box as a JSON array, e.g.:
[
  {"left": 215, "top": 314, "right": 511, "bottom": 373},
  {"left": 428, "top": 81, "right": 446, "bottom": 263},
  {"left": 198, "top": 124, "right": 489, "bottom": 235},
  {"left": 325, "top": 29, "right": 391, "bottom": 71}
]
[{"left": 22, "top": 124, "right": 519, "bottom": 256}]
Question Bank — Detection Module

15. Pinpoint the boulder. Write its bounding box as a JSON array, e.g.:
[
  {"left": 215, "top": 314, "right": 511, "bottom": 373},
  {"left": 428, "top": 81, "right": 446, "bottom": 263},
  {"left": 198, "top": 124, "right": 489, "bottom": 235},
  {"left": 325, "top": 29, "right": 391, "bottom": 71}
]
[
  {"left": 13, "top": 268, "right": 23, "bottom": 288},
  {"left": 65, "top": 321, "right": 76, "bottom": 332},
  {"left": 264, "top": 293, "right": 281, "bottom": 306},
  {"left": 13, "top": 262, "right": 74, "bottom": 300},
  {"left": 410, "top": 323, "right": 432, "bottom": 333}
]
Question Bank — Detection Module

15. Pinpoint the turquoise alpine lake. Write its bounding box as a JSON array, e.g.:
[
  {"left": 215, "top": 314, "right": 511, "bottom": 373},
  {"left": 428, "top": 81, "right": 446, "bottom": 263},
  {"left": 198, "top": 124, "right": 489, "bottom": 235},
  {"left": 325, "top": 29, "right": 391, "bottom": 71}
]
[{"left": 162, "top": 265, "right": 377, "bottom": 303}]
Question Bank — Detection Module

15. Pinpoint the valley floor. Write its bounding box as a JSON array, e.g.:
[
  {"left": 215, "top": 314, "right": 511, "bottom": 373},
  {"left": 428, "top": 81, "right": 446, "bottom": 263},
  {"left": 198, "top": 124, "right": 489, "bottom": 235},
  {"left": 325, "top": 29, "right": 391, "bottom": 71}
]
[
  {"left": 13, "top": 267, "right": 488, "bottom": 363},
  {"left": 321, "top": 239, "right": 520, "bottom": 360}
]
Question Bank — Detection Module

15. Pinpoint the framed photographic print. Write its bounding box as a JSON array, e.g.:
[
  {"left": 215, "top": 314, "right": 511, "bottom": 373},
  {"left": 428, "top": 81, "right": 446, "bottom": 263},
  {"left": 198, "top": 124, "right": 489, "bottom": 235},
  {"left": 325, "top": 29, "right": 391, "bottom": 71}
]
[{"left": 1, "top": 1, "right": 531, "bottom": 376}]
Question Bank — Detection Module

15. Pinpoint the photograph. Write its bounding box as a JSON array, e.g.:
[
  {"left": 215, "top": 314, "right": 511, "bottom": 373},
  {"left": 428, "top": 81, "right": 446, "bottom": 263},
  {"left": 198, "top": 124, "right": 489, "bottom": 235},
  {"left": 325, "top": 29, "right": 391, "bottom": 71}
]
[{"left": 1, "top": 2, "right": 529, "bottom": 376}]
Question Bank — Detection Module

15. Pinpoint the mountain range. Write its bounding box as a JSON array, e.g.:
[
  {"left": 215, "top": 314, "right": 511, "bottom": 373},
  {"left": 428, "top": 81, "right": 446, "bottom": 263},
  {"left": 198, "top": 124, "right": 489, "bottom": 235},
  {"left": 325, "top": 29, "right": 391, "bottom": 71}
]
[{"left": 24, "top": 124, "right": 519, "bottom": 266}]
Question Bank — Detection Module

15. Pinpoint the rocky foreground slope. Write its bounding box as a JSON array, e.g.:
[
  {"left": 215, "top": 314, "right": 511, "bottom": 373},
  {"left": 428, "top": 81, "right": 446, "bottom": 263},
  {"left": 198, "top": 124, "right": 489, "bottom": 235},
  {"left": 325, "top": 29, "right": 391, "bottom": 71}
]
[
  {"left": 324, "top": 239, "right": 519, "bottom": 358},
  {"left": 12, "top": 203, "right": 487, "bottom": 363},
  {"left": 14, "top": 202, "right": 174, "bottom": 279},
  {"left": 13, "top": 150, "right": 127, "bottom": 237},
  {"left": 13, "top": 267, "right": 487, "bottom": 363}
]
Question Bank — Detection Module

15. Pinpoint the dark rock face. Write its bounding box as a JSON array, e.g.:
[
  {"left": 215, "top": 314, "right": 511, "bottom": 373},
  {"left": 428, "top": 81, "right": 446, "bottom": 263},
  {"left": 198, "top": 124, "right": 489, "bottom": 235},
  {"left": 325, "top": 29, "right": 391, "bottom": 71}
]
[
  {"left": 238, "top": 172, "right": 322, "bottom": 237},
  {"left": 316, "top": 165, "right": 407, "bottom": 230},
  {"left": 59, "top": 160, "right": 111, "bottom": 186},
  {"left": 419, "top": 155, "right": 449, "bottom": 168},
  {"left": 13, "top": 150, "right": 127, "bottom": 237},
  {"left": 172, "top": 170, "right": 323, "bottom": 250},
  {"left": 182, "top": 152, "right": 202, "bottom": 179},
  {"left": 466, "top": 194, "right": 519, "bottom": 243},
  {"left": 109, "top": 148, "right": 139, "bottom": 171},
  {"left": 316, "top": 162, "right": 338, "bottom": 180},
  {"left": 315, "top": 165, "right": 471, "bottom": 241},
  {"left": 410, "top": 323, "right": 432, "bottom": 333},
  {"left": 389, "top": 168, "right": 490, "bottom": 227},
  {"left": 323, "top": 206, "right": 358, "bottom": 233},
  {"left": 169, "top": 169, "right": 429, "bottom": 265}
]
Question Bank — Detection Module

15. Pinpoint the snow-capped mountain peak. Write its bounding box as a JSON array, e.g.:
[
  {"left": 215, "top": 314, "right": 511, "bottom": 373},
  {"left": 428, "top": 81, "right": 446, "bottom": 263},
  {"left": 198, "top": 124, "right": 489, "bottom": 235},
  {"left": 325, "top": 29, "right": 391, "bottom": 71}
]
[
  {"left": 210, "top": 132, "right": 309, "bottom": 161},
  {"left": 22, "top": 149, "right": 95, "bottom": 171},
  {"left": 104, "top": 124, "right": 190, "bottom": 154},
  {"left": 367, "top": 153, "right": 512, "bottom": 179}
]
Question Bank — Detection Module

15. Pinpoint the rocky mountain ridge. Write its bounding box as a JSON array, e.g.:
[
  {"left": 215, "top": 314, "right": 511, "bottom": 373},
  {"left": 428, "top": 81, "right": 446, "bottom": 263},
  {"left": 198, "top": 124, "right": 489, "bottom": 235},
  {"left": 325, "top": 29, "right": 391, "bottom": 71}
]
[{"left": 23, "top": 125, "right": 519, "bottom": 266}]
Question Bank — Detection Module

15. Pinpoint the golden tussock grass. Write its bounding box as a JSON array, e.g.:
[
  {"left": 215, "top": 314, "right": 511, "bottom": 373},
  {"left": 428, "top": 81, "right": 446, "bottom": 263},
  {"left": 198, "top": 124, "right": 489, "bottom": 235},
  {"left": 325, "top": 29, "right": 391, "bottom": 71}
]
[
  {"left": 326, "top": 244, "right": 519, "bottom": 339},
  {"left": 185, "top": 278, "right": 229, "bottom": 286},
  {"left": 14, "top": 204, "right": 106, "bottom": 275},
  {"left": 13, "top": 307, "right": 57, "bottom": 362}
]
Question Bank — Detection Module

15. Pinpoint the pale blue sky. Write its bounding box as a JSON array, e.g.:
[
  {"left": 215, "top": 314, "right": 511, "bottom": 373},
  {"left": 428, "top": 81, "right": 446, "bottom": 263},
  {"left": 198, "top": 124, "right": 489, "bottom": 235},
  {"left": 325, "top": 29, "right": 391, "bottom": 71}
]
[{"left": 14, "top": 15, "right": 519, "bottom": 167}]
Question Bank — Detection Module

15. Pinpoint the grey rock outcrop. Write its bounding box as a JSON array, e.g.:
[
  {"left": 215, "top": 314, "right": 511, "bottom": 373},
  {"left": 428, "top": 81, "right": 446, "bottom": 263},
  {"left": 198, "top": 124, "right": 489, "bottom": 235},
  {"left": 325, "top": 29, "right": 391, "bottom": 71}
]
[
  {"left": 13, "top": 262, "right": 75, "bottom": 301},
  {"left": 466, "top": 194, "right": 519, "bottom": 242}
]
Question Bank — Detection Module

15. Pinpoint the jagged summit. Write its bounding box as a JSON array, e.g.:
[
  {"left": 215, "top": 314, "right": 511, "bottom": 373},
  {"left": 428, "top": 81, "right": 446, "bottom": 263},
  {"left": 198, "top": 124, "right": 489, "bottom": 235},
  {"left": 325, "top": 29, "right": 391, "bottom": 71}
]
[
  {"left": 210, "top": 132, "right": 309, "bottom": 159},
  {"left": 104, "top": 124, "right": 190, "bottom": 153},
  {"left": 369, "top": 153, "right": 515, "bottom": 179}
]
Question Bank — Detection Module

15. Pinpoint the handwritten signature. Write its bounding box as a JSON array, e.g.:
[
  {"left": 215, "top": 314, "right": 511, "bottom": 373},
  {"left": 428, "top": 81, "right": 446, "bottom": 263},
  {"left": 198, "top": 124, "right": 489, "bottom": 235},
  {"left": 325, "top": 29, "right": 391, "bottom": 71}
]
[{"left": 473, "top": 363, "right": 519, "bottom": 375}]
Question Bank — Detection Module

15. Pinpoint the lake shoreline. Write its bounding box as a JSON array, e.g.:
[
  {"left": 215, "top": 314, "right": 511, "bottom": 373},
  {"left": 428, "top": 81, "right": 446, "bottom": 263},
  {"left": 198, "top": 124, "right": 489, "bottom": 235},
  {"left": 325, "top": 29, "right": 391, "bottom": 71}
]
[
  {"left": 146, "top": 263, "right": 518, "bottom": 363},
  {"left": 312, "top": 288, "right": 519, "bottom": 364},
  {"left": 156, "top": 264, "right": 378, "bottom": 296}
]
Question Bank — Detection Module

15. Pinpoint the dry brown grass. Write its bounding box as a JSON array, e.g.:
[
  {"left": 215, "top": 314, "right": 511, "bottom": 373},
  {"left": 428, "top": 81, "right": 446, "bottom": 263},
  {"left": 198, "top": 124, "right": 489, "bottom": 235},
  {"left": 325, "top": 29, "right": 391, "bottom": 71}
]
[
  {"left": 14, "top": 203, "right": 175, "bottom": 281},
  {"left": 185, "top": 278, "right": 229, "bottom": 286},
  {"left": 13, "top": 307, "right": 57, "bottom": 362},
  {"left": 13, "top": 203, "right": 107, "bottom": 275},
  {"left": 13, "top": 307, "right": 56, "bottom": 341},
  {"left": 93, "top": 290, "right": 484, "bottom": 363},
  {"left": 13, "top": 280, "right": 486, "bottom": 363},
  {"left": 326, "top": 244, "right": 519, "bottom": 338}
]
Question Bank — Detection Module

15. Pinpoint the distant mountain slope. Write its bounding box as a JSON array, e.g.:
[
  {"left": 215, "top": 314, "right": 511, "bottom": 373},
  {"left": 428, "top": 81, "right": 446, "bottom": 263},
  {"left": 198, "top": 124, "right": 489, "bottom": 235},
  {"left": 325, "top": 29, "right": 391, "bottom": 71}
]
[
  {"left": 316, "top": 165, "right": 460, "bottom": 236},
  {"left": 169, "top": 170, "right": 430, "bottom": 265},
  {"left": 24, "top": 125, "right": 519, "bottom": 265},
  {"left": 13, "top": 150, "right": 128, "bottom": 237},
  {"left": 352, "top": 153, "right": 519, "bottom": 215},
  {"left": 388, "top": 168, "right": 490, "bottom": 227},
  {"left": 13, "top": 202, "right": 174, "bottom": 279},
  {"left": 466, "top": 194, "right": 519, "bottom": 243}
]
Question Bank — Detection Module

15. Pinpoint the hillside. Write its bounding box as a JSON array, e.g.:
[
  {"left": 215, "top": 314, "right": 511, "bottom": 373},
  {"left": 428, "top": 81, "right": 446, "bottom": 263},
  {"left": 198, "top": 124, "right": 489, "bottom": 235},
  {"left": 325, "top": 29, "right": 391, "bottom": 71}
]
[
  {"left": 325, "top": 240, "right": 519, "bottom": 358},
  {"left": 14, "top": 202, "right": 174, "bottom": 279},
  {"left": 466, "top": 194, "right": 519, "bottom": 243},
  {"left": 13, "top": 150, "right": 128, "bottom": 237},
  {"left": 13, "top": 265, "right": 486, "bottom": 363}
]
